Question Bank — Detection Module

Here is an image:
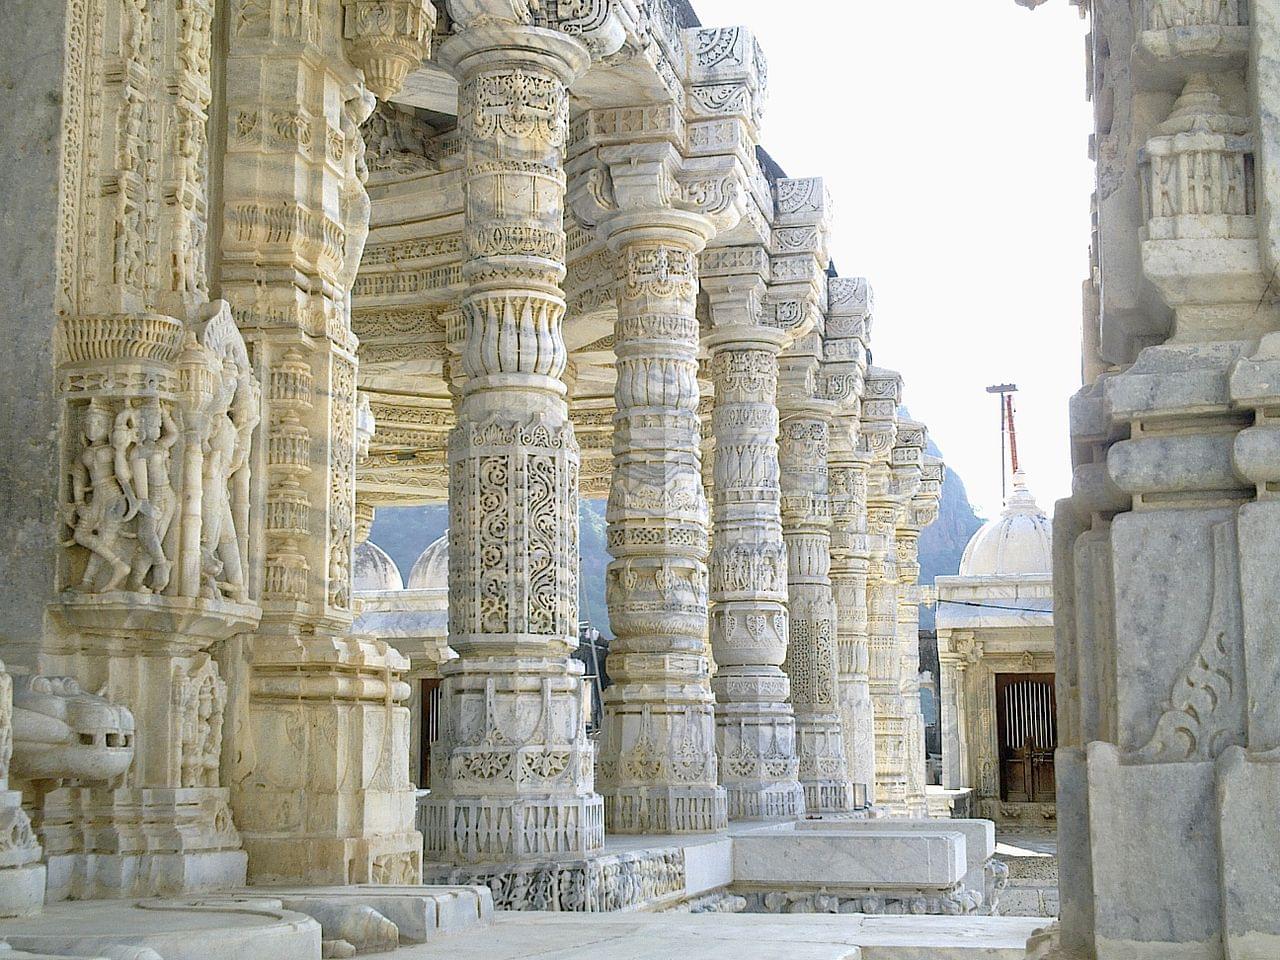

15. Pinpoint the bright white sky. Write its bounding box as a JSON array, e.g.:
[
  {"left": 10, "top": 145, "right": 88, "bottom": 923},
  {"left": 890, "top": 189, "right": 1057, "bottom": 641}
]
[{"left": 693, "top": 0, "right": 1094, "bottom": 519}]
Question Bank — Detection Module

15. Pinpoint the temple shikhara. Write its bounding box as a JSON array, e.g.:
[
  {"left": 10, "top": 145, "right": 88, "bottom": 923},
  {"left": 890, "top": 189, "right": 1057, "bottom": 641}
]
[{"left": 0, "top": 0, "right": 1273, "bottom": 957}]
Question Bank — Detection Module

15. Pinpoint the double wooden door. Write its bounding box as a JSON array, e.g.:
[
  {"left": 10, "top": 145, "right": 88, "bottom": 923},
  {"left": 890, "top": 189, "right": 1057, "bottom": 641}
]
[{"left": 995, "top": 673, "right": 1056, "bottom": 803}]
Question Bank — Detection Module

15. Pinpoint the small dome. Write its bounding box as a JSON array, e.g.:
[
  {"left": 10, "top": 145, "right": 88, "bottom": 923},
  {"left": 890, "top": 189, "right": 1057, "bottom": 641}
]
[
  {"left": 407, "top": 533, "right": 449, "bottom": 591},
  {"left": 959, "top": 471, "right": 1052, "bottom": 576},
  {"left": 354, "top": 540, "right": 404, "bottom": 592}
]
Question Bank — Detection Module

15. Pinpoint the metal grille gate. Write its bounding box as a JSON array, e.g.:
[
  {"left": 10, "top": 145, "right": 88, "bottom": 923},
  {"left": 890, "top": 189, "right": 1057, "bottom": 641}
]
[{"left": 995, "top": 673, "right": 1057, "bottom": 803}]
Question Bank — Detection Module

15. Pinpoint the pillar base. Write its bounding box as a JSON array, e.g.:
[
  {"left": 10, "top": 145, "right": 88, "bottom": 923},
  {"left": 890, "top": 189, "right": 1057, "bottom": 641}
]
[
  {"left": 44, "top": 849, "right": 246, "bottom": 903},
  {"left": 31, "top": 786, "right": 245, "bottom": 900},
  {"left": 800, "top": 780, "right": 858, "bottom": 815},
  {"left": 420, "top": 793, "right": 604, "bottom": 865},
  {"left": 243, "top": 831, "right": 422, "bottom": 886},
  {"left": 724, "top": 780, "right": 804, "bottom": 821},
  {"left": 602, "top": 784, "right": 727, "bottom": 834},
  {"left": 424, "top": 846, "right": 686, "bottom": 912},
  {"left": 0, "top": 863, "right": 45, "bottom": 917},
  {"left": 0, "top": 789, "right": 44, "bottom": 916},
  {"left": 797, "top": 715, "right": 858, "bottom": 814}
]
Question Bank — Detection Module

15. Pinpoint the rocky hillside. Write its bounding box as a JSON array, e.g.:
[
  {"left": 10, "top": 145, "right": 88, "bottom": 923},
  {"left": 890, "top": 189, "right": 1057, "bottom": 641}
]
[
  {"left": 918, "top": 436, "right": 985, "bottom": 630},
  {"left": 369, "top": 439, "right": 985, "bottom": 637}
]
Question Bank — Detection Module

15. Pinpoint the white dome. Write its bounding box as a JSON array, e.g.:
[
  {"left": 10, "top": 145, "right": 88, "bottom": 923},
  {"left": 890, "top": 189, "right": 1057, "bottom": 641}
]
[
  {"left": 354, "top": 540, "right": 404, "bottom": 592},
  {"left": 407, "top": 533, "right": 449, "bottom": 591},
  {"left": 959, "top": 471, "right": 1052, "bottom": 576}
]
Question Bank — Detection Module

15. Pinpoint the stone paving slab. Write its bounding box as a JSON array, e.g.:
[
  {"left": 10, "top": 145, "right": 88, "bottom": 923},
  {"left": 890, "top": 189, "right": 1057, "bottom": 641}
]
[
  {"left": 394, "top": 912, "right": 1044, "bottom": 960},
  {"left": 0, "top": 897, "right": 320, "bottom": 959}
]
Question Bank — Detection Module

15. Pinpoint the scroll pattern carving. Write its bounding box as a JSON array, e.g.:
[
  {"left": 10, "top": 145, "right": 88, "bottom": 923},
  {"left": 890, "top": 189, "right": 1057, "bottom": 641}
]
[{"left": 1136, "top": 519, "right": 1246, "bottom": 762}]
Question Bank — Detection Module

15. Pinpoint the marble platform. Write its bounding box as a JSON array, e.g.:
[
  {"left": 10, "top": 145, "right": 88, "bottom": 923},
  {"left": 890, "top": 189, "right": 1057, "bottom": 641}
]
[
  {"left": 423, "top": 817, "right": 1004, "bottom": 915},
  {"left": 390, "top": 912, "right": 1046, "bottom": 960}
]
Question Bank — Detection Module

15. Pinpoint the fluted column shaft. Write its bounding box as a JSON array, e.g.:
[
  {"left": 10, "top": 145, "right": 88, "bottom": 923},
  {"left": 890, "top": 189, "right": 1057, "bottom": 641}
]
[
  {"left": 423, "top": 24, "right": 603, "bottom": 865},
  {"left": 829, "top": 450, "right": 876, "bottom": 802},
  {"left": 778, "top": 397, "right": 855, "bottom": 813},
  {"left": 704, "top": 323, "right": 804, "bottom": 820},
  {"left": 597, "top": 212, "right": 727, "bottom": 834}
]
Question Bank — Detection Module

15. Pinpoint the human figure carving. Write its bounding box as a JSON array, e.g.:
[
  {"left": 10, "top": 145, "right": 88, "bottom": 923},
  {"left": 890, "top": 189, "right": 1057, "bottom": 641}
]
[
  {"left": 337, "top": 89, "right": 376, "bottom": 297},
  {"left": 65, "top": 399, "right": 135, "bottom": 593},
  {"left": 200, "top": 371, "right": 257, "bottom": 602},
  {"left": 180, "top": 664, "right": 224, "bottom": 788},
  {"left": 123, "top": 399, "right": 180, "bottom": 593}
]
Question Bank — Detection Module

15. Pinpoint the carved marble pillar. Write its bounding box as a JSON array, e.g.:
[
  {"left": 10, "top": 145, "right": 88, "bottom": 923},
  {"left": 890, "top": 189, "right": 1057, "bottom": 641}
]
[
  {"left": 702, "top": 270, "right": 803, "bottom": 821},
  {"left": 10, "top": 0, "right": 283, "bottom": 898},
  {"left": 829, "top": 448, "right": 875, "bottom": 803},
  {"left": 861, "top": 367, "right": 906, "bottom": 812},
  {"left": 890, "top": 420, "right": 927, "bottom": 818},
  {"left": 896, "top": 525, "right": 927, "bottom": 818},
  {"left": 937, "top": 631, "right": 972, "bottom": 792},
  {"left": 218, "top": 0, "right": 428, "bottom": 884},
  {"left": 595, "top": 192, "right": 726, "bottom": 836},
  {"left": 778, "top": 346, "right": 855, "bottom": 814},
  {"left": 904, "top": 456, "right": 942, "bottom": 816},
  {"left": 565, "top": 93, "right": 753, "bottom": 830},
  {"left": 420, "top": 18, "right": 604, "bottom": 864},
  {"left": 825, "top": 277, "right": 874, "bottom": 806}
]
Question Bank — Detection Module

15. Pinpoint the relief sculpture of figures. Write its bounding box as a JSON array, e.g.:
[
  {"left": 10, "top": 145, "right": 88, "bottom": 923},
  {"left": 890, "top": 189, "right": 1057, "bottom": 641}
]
[
  {"left": 122, "top": 399, "right": 180, "bottom": 594},
  {"left": 179, "top": 654, "right": 226, "bottom": 788},
  {"left": 200, "top": 383, "right": 255, "bottom": 603},
  {"left": 64, "top": 399, "right": 135, "bottom": 593}
]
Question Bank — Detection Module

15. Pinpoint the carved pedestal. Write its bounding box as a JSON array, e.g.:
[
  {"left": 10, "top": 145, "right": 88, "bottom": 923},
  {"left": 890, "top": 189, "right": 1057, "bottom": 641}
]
[
  {"left": 0, "top": 661, "right": 44, "bottom": 917},
  {"left": 27, "top": 306, "right": 262, "bottom": 898}
]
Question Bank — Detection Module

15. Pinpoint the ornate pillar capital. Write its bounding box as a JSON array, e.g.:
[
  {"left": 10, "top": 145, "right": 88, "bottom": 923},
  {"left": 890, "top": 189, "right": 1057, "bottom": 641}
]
[{"left": 340, "top": 0, "right": 435, "bottom": 100}]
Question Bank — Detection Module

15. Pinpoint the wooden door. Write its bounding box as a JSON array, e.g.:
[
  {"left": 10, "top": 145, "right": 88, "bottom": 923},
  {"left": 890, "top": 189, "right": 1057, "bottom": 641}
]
[{"left": 995, "top": 673, "right": 1056, "bottom": 803}]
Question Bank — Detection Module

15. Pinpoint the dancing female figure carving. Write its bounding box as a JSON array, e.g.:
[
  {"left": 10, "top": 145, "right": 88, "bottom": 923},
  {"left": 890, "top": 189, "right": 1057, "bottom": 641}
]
[
  {"left": 122, "top": 399, "right": 180, "bottom": 594},
  {"left": 65, "top": 399, "right": 135, "bottom": 593}
]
